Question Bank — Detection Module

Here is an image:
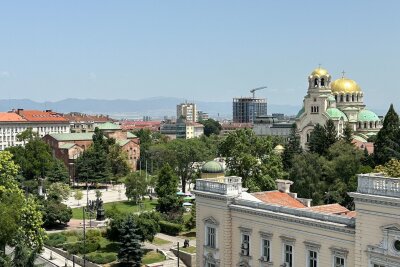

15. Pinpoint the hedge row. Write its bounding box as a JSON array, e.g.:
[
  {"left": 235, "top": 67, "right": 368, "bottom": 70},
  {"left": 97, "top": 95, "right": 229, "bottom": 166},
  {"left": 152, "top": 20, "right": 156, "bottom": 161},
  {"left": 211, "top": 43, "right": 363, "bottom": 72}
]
[
  {"left": 86, "top": 252, "right": 117, "bottom": 264},
  {"left": 159, "top": 221, "right": 183, "bottom": 236}
]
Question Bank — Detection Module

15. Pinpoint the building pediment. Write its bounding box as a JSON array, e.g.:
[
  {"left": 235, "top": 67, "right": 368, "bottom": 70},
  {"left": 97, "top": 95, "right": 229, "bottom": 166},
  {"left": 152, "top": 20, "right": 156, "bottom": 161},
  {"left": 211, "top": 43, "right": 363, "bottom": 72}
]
[
  {"left": 203, "top": 216, "right": 219, "bottom": 226},
  {"left": 381, "top": 223, "right": 400, "bottom": 232}
]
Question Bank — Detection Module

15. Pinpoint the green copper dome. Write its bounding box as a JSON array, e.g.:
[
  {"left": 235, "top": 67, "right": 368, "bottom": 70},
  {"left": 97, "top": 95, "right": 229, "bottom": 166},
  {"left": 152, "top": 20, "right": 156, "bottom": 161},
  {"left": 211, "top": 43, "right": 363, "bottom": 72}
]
[
  {"left": 327, "top": 95, "right": 336, "bottom": 102},
  {"left": 326, "top": 108, "right": 348, "bottom": 121},
  {"left": 358, "top": 109, "right": 380, "bottom": 122},
  {"left": 296, "top": 107, "right": 305, "bottom": 118},
  {"left": 201, "top": 161, "right": 224, "bottom": 174}
]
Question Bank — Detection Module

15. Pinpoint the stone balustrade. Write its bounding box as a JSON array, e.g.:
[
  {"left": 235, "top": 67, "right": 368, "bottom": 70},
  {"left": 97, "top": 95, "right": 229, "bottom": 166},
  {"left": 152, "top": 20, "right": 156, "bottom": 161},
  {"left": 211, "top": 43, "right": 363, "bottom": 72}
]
[
  {"left": 195, "top": 176, "right": 242, "bottom": 196},
  {"left": 357, "top": 173, "right": 400, "bottom": 198}
]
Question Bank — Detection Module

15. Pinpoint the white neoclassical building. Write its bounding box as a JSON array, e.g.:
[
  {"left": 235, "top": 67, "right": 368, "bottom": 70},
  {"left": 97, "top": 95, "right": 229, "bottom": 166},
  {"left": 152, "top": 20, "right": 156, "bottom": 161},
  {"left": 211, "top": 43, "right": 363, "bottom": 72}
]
[
  {"left": 296, "top": 68, "right": 382, "bottom": 148},
  {"left": 195, "top": 162, "right": 400, "bottom": 267}
]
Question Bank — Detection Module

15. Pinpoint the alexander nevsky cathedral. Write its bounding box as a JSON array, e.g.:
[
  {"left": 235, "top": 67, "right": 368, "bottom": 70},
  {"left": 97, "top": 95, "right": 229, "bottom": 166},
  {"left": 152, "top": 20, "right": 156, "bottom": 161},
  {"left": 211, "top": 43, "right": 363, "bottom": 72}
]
[{"left": 296, "top": 67, "right": 382, "bottom": 148}]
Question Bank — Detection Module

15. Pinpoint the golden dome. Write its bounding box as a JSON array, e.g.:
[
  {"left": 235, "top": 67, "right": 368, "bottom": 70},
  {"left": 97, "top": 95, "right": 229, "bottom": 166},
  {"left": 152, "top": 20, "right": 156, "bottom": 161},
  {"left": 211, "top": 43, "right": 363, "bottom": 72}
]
[
  {"left": 331, "top": 78, "right": 361, "bottom": 93},
  {"left": 311, "top": 67, "right": 329, "bottom": 76}
]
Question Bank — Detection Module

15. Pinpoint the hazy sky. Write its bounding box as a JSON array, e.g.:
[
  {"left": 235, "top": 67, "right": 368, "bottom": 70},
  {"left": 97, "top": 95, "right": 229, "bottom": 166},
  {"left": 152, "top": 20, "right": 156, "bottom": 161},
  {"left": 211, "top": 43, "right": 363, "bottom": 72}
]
[{"left": 0, "top": 1, "right": 399, "bottom": 111}]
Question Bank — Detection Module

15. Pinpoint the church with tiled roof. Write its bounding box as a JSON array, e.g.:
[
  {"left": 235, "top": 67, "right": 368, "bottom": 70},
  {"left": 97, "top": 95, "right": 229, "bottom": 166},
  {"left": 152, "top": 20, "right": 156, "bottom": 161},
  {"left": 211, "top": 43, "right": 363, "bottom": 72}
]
[{"left": 296, "top": 67, "right": 382, "bottom": 148}]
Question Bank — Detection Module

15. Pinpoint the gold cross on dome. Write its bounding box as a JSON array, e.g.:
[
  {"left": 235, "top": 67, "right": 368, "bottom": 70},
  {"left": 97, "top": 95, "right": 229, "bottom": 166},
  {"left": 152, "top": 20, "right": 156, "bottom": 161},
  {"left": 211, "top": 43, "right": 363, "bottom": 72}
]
[
  {"left": 341, "top": 70, "right": 346, "bottom": 78},
  {"left": 318, "top": 63, "right": 321, "bottom": 69}
]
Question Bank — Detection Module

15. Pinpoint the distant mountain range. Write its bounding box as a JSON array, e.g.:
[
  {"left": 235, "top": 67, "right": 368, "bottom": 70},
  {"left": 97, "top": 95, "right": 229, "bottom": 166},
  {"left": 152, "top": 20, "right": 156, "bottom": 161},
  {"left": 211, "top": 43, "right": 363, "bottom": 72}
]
[{"left": 1, "top": 97, "right": 374, "bottom": 120}]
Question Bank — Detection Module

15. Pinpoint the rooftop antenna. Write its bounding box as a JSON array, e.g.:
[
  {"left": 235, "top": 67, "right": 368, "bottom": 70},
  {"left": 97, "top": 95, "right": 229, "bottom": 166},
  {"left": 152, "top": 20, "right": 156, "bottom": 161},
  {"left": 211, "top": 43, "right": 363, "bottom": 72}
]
[{"left": 250, "top": 86, "right": 267, "bottom": 98}]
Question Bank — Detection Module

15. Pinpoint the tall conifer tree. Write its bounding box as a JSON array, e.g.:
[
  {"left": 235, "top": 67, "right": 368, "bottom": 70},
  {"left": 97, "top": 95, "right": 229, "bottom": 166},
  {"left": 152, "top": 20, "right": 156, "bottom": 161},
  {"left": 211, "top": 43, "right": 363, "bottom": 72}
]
[{"left": 374, "top": 104, "right": 400, "bottom": 164}]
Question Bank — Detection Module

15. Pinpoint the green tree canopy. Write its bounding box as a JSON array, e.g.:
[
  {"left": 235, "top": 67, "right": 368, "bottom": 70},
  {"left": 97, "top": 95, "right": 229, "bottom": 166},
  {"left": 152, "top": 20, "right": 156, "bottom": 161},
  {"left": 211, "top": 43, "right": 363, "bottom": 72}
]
[
  {"left": 117, "top": 215, "right": 143, "bottom": 267},
  {"left": 282, "top": 123, "right": 302, "bottom": 169},
  {"left": 125, "top": 172, "right": 148, "bottom": 204},
  {"left": 374, "top": 104, "right": 400, "bottom": 164},
  {"left": 199, "top": 118, "right": 222, "bottom": 136},
  {"left": 218, "top": 129, "right": 284, "bottom": 192},
  {"left": 0, "top": 151, "right": 45, "bottom": 256}
]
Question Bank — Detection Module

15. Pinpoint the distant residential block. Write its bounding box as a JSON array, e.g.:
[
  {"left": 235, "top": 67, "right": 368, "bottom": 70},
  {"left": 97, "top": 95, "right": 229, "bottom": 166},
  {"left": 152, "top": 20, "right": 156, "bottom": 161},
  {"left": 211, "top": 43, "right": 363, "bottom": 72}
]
[{"left": 177, "top": 102, "right": 197, "bottom": 122}]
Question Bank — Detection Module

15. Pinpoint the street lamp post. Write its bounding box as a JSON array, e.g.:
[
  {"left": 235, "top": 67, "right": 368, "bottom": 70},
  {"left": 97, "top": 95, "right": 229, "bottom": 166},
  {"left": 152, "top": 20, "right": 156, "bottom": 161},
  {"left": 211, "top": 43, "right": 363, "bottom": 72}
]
[{"left": 82, "top": 207, "right": 86, "bottom": 267}]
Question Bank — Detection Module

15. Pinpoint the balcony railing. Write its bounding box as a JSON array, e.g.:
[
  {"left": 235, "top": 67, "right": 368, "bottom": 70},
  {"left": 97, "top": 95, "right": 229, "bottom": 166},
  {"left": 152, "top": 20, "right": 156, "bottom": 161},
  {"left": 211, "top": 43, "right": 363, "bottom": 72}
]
[
  {"left": 195, "top": 177, "right": 242, "bottom": 196},
  {"left": 357, "top": 173, "right": 400, "bottom": 198}
]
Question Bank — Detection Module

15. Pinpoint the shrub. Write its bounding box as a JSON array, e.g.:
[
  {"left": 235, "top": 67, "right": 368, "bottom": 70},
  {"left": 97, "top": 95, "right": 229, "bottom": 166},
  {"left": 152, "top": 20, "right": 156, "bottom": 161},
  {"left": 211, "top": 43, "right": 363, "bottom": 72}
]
[
  {"left": 62, "top": 240, "right": 100, "bottom": 254},
  {"left": 86, "top": 252, "right": 117, "bottom": 264},
  {"left": 45, "top": 233, "right": 67, "bottom": 248},
  {"left": 159, "top": 221, "right": 183, "bottom": 236}
]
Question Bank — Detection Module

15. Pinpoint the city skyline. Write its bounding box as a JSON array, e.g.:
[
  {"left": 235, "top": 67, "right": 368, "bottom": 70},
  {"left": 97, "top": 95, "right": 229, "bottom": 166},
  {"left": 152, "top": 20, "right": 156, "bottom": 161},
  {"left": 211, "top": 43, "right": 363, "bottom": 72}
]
[{"left": 1, "top": 1, "right": 399, "bottom": 112}]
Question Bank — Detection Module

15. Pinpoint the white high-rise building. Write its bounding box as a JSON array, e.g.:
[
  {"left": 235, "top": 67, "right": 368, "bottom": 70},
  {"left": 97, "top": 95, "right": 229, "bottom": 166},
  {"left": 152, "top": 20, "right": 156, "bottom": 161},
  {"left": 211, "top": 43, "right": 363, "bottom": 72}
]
[{"left": 177, "top": 102, "right": 197, "bottom": 122}]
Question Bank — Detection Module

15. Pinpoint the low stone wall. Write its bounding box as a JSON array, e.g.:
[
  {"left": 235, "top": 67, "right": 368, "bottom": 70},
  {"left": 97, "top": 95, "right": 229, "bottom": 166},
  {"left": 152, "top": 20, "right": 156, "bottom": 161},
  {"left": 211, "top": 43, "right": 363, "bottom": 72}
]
[
  {"left": 170, "top": 247, "right": 196, "bottom": 267},
  {"left": 44, "top": 245, "right": 101, "bottom": 267}
]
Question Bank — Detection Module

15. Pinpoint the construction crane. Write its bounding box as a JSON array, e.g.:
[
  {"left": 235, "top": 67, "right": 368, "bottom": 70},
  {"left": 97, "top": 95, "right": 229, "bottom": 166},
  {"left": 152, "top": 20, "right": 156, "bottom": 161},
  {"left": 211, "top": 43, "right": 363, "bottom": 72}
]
[{"left": 250, "top": 86, "right": 267, "bottom": 98}]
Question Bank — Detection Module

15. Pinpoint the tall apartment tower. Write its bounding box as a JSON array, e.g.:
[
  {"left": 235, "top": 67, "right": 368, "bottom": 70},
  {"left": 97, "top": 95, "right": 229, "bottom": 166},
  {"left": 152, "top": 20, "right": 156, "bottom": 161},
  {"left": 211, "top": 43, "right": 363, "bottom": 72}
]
[
  {"left": 177, "top": 102, "right": 197, "bottom": 122},
  {"left": 233, "top": 97, "right": 267, "bottom": 123}
]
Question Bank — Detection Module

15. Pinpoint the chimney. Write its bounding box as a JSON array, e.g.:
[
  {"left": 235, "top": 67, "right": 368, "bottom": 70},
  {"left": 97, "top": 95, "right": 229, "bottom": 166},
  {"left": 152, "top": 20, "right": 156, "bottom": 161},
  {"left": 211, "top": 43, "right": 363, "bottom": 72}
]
[
  {"left": 17, "top": 108, "right": 24, "bottom": 115},
  {"left": 276, "top": 179, "right": 293, "bottom": 193}
]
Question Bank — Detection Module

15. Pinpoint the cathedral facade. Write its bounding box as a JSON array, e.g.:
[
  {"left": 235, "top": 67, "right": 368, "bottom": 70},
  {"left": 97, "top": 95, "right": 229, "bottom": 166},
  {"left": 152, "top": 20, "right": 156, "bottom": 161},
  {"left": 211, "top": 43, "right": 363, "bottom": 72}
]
[{"left": 296, "top": 68, "right": 382, "bottom": 148}]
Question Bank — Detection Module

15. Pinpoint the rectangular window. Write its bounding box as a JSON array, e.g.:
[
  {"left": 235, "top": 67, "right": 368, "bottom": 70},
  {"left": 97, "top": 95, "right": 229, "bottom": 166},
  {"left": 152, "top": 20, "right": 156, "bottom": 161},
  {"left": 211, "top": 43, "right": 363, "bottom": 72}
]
[
  {"left": 334, "top": 256, "right": 345, "bottom": 267},
  {"left": 262, "top": 239, "right": 270, "bottom": 262},
  {"left": 206, "top": 263, "right": 216, "bottom": 267},
  {"left": 241, "top": 234, "right": 250, "bottom": 256},
  {"left": 284, "top": 244, "right": 293, "bottom": 267},
  {"left": 308, "top": 250, "right": 317, "bottom": 267},
  {"left": 206, "top": 226, "right": 216, "bottom": 248}
]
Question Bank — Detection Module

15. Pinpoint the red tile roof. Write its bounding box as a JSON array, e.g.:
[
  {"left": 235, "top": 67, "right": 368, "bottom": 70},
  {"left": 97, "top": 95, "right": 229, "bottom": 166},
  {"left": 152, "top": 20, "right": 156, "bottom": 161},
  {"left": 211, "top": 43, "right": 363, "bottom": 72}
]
[
  {"left": 304, "top": 203, "right": 350, "bottom": 215},
  {"left": 16, "top": 110, "right": 68, "bottom": 122},
  {"left": 63, "top": 113, "right": 114, "bottom": 123},
  {"left": 0, "top": 112, "right": 27, "bottom": 122},
  {"left": 252, "top": 191, "right": 306, "bottom": 208}
]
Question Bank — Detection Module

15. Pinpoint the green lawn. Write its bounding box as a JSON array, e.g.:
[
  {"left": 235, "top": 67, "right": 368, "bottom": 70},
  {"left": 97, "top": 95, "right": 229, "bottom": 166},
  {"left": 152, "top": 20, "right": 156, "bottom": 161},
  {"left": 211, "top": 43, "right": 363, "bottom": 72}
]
[
  {"left": 151, "top": 237, "right": 171, "bottom": 246},
  {"left": 180, "top": 246, "right": 196, "bottom": 254},
  {"left": 71, "top": 199, "right": 157, "bottom": 219},
  {"left": 141, "top": 251, "right": 166, "bottom": 265}
]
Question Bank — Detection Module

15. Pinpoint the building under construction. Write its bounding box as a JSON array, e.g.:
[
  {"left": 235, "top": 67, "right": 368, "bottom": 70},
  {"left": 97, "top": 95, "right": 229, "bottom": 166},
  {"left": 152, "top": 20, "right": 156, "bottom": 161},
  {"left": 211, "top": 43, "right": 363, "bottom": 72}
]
[{"left": 233, "top": 87, "right": 267, "bottom": 123}]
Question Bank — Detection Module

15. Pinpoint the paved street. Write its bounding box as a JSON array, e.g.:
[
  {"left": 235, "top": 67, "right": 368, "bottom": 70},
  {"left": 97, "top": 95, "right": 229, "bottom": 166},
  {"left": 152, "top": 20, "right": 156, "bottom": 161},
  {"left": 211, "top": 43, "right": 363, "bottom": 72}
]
[{"left": 64, "top": 184, "right": 128, "bottom": 208}]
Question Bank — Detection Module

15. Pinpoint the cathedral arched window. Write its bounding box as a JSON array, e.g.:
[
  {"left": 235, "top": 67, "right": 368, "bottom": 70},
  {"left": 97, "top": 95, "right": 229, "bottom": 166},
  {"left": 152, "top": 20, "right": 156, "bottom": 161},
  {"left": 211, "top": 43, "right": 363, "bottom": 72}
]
[
  {"left": 352, "top": 94, "right": 355, "bottom": 102},
  {"left": 364, "top": 122, "right": 367, "bottom": 128},
  {"left": 358, "top": 122, "right": 361, "bottom": 128},
  {"left": 357, "top": 94, "right": 359, "bottom": 102},
  {"left": 314, "top": 78, "right": 319, "bottom": 87},
  {"left": 307, "top": 133, "right": 310, "bottom": 142},
  {"left": 375, "top": 121, "right": 377, "bottom": 128},
  {"left": 370, "top": 122, "right": 373, "bottom": 128},
  {"left": 335, "top": 95, "right": 337, "bottom": 102},
  {"left": 340, "top": 95, "right": 344, "bottom": 102},
  {"left": 320, "top": 78, "right": 325, "bottom": 86},
  {"left": 346, "top": 95, "right": 350, "bottom": 102}
]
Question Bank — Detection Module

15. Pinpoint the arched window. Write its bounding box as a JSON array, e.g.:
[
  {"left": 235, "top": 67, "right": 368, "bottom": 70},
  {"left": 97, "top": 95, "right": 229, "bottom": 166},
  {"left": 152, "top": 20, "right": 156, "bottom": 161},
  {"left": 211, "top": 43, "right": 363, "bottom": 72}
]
[
  {"left": 375, "top": 121, "right": 377, "bottom": 128},
  {"left": 346, "top": 95, "right": 350, "bottom": 102},
  {"left": 357, "top": 94, "right": 359, "bottom": 102},
  {"left": 340, "top": 95, "right": 344, "bottom": 102},
  {"left": 364, "top": 122, "right": 367, "bottom": 128},
  {"left": 314, "top": 78, "right": 319, "bottom": 87},
  {"left": 370, "top": 122, "right": 373, "bottom": 128},
  {"left": 352, "top": 94, "right": 355, "bottom": 102},
  {"left": 335, "top": 95, "right": 337, "bottom": 102},
  {"left": 358, "top": 122, "right": 361, "bottom": 128},
  {"left": 307, "top": 133, "right": 310, "bottom": 142},
  {"left": 321, "top": 78, "right": 325, "bottom": 86}
]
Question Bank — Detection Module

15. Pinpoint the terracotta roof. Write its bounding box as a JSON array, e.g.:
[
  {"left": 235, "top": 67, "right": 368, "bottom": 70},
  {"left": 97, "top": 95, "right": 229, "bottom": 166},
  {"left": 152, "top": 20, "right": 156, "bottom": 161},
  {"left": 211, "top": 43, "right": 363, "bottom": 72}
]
[
  {"left": 345, "top": 211, "right": 357, "bottom": 218},
  {"left": 304, "top": 203, "right": 350, "bottom": 215},
  {"left": 16, "top": 110, "right": 68, "bottom": 122},
  {"left": 64, "top": 113, "right": 113, "bottom": 123},
  {"left": 0, "top": 112, "right": 27, "bottom": 122},
  {"left": 251, "top": 191, "right": 306, "bottom": 208}
]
